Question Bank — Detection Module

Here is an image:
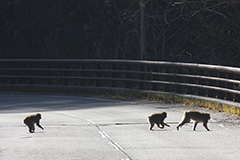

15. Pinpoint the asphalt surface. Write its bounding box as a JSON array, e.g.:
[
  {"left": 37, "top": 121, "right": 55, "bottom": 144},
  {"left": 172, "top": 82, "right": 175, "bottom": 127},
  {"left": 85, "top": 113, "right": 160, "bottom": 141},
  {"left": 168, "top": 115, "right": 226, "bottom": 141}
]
[{"left": 0, "top": 93, "right": 240, "bottom": 160}]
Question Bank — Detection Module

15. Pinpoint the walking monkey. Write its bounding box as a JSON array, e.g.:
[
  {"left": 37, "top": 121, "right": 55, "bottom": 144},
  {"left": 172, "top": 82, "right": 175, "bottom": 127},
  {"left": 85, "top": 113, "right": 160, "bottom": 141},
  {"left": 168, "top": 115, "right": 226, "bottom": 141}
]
[
  {"left": 148, "top": 112, "right": 170, "bottom": 130},
  {"left": 176, "top": 110, "right": 211, "bottom": 131},
  {"left": 23, "top": 113, "right": 44, "bottom": 133}
]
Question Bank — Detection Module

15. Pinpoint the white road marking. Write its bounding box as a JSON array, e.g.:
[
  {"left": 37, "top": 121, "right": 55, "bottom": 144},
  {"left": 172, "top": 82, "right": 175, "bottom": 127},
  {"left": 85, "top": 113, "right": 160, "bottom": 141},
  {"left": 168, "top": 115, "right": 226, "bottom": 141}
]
[
  {"left": 98, "top": 131, "right": 107, "bottom": 138},
  {"left": 109, "top": 141, "right": 123, "bottom": 151},
  {"left": 57, "top": 111, "right": 132, "bottom": 159},
  {"left": 86, "top": 119, "right": 95, "bottom": 124},
  {"left": 218, "top": 124, "right": 225, "bottom": 128},
  {"left": 97, "top": 128, "right": 126, "bottom": 156}
]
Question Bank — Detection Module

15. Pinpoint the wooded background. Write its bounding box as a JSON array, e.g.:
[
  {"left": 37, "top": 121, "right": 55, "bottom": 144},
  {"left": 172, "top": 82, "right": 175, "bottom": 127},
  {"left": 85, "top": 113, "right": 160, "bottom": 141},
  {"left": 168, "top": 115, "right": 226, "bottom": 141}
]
[{"left": 1, "top": 0, "right": 240, "bottom": 67}]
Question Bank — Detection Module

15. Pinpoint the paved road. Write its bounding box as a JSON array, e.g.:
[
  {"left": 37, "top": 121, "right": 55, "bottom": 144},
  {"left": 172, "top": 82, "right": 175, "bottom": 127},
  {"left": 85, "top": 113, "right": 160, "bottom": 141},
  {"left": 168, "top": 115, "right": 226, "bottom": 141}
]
[{"left": 0, "top": 93, "right": 240, "bottom": 160}]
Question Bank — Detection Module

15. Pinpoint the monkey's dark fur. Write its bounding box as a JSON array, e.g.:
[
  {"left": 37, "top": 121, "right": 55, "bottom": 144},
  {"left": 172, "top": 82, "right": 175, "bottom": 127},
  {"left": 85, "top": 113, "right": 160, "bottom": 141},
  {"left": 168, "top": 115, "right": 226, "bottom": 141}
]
[
  {"left": 23, "top": 113, "right": 44, "bottom": 133},
  {"left": 148, "top": 112, "right": 170, "bottom": 130}
]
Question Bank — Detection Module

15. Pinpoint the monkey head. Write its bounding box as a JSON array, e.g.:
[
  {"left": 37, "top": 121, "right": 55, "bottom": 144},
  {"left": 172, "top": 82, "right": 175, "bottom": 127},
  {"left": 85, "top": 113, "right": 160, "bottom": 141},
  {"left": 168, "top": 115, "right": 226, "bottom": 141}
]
[
  {"left": 162, "top": 112, "right": 167, "bottom": 118},
  {"left": 36, "top": 113, "right": 42, "bottom": 119}
]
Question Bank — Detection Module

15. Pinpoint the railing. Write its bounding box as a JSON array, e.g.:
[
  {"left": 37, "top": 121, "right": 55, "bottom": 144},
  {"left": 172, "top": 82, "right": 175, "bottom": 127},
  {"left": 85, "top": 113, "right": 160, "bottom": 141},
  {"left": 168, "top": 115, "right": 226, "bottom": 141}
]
[{"left": 1, "top": 59, "right": 240, "bottom": 103}]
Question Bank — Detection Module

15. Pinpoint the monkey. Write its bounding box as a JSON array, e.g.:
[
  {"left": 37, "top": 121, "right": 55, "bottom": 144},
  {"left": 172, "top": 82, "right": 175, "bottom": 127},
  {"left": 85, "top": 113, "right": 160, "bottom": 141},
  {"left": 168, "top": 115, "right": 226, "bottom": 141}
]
[
  {"left": 148, "top": 112, "right": 170, "bottom": 130},
  {"left": 176, "top": 110, "right": 211, "bottom": 131},
  {"left": 23, "top": 113, "right": 44, "bottom": 133}
]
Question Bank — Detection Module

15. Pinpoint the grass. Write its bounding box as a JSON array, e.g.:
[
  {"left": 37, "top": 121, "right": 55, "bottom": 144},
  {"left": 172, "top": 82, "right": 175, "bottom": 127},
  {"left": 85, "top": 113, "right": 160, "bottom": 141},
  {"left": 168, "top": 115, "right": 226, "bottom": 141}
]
[{"left": 113, "top": 91, "right": 240, "bottom": 116}]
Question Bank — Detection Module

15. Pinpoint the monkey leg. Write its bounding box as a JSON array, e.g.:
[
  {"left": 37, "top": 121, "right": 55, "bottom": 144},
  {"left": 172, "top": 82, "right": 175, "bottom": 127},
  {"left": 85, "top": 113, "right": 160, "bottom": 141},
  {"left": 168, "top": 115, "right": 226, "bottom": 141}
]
[
  {"left": 28, "top": 125, "right": 33, "bottom": 133},
  {"left": 203, "top": 122, "right": 210, "bottom": 131},
  {"left": 157, "top": 122, "right": 164, "bottom": 129},
  {"left": 24, "top": 120, "right": 33, "bottom": 133},
  {"left": 176, "top": 122, "right": 185, "bottom": 130},
  {"left": 193, "top": 122, "right": 198, "bottom": 131},
  {"left": 176, "top": 124, "right": 181, "bottom": 130},
  {"left": 163, "top": 122, "right": 170, "bottom": 127},
  {"left": 32, "top": 125, "right": 35, "bottom": 132},
  {"left": 148, "top": 119, "right": 155, "bottom": 130},
  {"left": 150, "top": 123, "right": 155, "bottom": 130},
  {"left": 176, "top": 120, "right": 188, "bottom": 130},
  {"left": 29, "top": 124, "right": 35, "bottom": 133}
]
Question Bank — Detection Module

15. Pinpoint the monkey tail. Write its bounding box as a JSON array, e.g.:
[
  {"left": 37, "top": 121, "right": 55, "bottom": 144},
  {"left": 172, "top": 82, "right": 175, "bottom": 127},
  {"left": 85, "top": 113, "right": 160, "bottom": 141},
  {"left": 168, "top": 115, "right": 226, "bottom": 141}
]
[
  {"left": 147, "top": 116, "right": 150, "bottom": 121},
  {"left": 178, "top": 111, "right": 188, "bottom": 124},
  {"left": 147, "top": 116, "right": 153, "bottom": 123}
]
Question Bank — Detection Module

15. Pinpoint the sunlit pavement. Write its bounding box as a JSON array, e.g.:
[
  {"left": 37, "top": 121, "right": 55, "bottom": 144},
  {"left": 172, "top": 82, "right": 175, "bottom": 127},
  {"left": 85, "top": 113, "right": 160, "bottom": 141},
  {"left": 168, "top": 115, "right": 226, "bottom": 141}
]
[{"left": 1, "top": 94, "right": 240, "bottom": 160}]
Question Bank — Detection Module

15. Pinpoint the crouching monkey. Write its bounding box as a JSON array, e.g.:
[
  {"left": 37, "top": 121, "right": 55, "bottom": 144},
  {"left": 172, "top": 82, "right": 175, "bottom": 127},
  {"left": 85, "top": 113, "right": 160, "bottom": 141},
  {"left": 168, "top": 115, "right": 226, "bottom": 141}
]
[
  {"left": 176, "top": 110, "right": 211, "bottom": 131},
  {"left": 23, "top": 113, "right": 44, "bottom": 133},
  {"left": 148, "top": 112, "right": 170, "bottom": 130}
]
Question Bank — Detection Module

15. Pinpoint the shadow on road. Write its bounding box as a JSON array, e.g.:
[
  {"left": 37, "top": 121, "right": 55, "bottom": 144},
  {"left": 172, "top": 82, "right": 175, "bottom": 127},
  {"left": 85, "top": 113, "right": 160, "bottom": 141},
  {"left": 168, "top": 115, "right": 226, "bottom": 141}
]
[{"left": 0, "top": 93, "right": 136, "bottom": 113}]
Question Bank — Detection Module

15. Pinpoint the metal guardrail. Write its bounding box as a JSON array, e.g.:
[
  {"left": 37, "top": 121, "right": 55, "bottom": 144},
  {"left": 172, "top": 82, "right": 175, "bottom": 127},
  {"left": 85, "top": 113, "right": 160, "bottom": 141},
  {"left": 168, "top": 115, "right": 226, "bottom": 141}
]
[{"left": 1, "top": 59, "right": 240, "bottom": 103}]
